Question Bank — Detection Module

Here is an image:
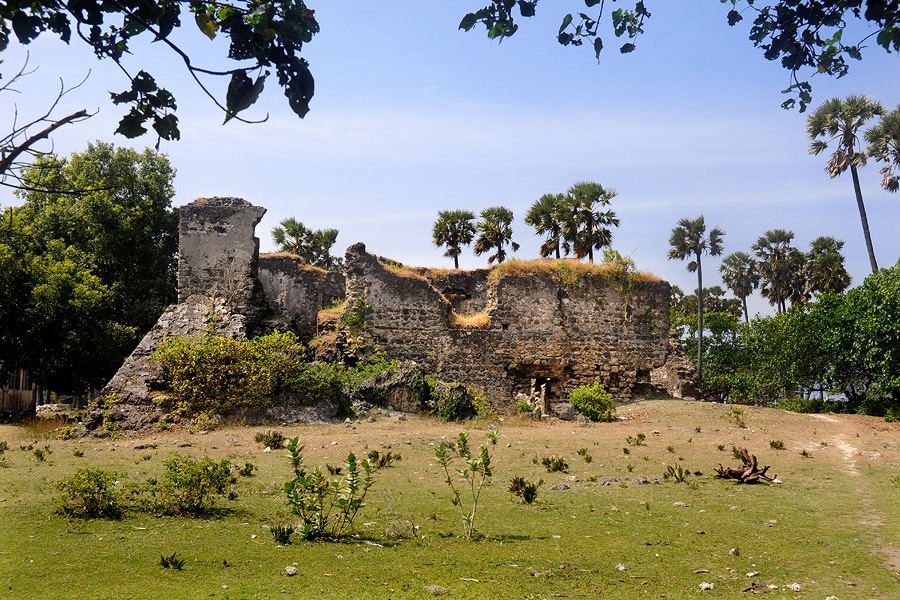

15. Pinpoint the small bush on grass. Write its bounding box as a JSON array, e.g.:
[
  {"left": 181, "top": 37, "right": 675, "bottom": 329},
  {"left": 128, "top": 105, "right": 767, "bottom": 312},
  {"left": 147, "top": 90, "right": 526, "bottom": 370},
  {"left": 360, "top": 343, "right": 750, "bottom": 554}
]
[
  {"left": 770, "top": 440, "right": 785, "bottom": 450},
  {"left": 509, "top": 476, "right": 542, "bottom": 504},
  {"left": 664, "top": 464, "right": 689, "bottom": 483},
  {"left": 626, "top": 433, "right": 646, "bottom": 446},
  {"left": 577, "top": 447, "right": 593, "bottom": 463},
  {"left": 56, "top": 467, "right": 123, "bottom": 519},
  {"left": 152, "top": 455, "right": 235, "bottom": 517},
  {"left": 569, "top": 382, "right": 616, "bottom": 421},
  {"left": 367, "top": 449, "right": 401, "bottom": 469},
  {"left": 270, "top": 524, "right": 294, "bottom": 545},
  {"left": 435, "top": 431, "right": 497, "bottom": 539},
  {"left": 540, "top": 455, "right": 569, "bottom": 473},
  {"left": 284, "top": 438, "right": 375, "bottom": 541},
  {"left": 238, "top": 462, "right": 256, "bottom": 477},
  {"left": 255, "top": 430, "right": 286, "bottom": 449},
  {"left": 160, "top": 552, "right": 185, "bottom": 570}
]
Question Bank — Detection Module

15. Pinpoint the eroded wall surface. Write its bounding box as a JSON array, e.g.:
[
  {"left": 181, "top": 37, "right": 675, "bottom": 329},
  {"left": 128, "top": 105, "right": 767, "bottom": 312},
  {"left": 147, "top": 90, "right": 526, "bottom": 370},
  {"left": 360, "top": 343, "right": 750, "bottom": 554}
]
[{"left": 345, "top": 243, "right": 678, "bottom": 406}]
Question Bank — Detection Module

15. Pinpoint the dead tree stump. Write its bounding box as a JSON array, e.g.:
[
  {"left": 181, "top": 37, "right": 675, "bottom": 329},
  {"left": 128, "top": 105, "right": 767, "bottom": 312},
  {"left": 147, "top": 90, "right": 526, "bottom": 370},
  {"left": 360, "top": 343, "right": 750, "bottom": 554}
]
[{"left": 714, "top": 447, "right": 776, "bottom": 484}]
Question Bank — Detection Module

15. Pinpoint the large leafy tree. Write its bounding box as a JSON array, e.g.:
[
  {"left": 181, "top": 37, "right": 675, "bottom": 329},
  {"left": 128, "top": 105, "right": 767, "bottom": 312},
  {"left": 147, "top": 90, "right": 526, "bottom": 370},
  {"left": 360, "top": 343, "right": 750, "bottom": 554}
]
[
  {"left": 1, "top": 142, "right": 177, "bottom": 394},
  {"left": 525, "top": 193, "right": 566, "bottom": 259},
  {"left": 808, "top": 95, "right": 885, "bottom": 273},
  {"left": 474, "top": 206, "right": 519, "bottom": 265},
  {"left": 271, "top": 217, "right": 339, "bottom": 271},
  {"left": 0, "top": 1, "right": 320, "bottom": 144},
  {"left": 667, "top": 215, "right": 725, "bottom": 386},
  {"left": 432, "top": 209, "right": 476, "bottom": 269},
  {"left": 865, "top": 104, "right": 900, "bottom": 193},
  {"left": 560, "top": 181, "right": 619, "bottom": 263},
  {"left": 719, "top": 251, "right": 759, "bottom": 324},
  {"left": 460, "top": 2, "right": 899, "bottom": 111}
]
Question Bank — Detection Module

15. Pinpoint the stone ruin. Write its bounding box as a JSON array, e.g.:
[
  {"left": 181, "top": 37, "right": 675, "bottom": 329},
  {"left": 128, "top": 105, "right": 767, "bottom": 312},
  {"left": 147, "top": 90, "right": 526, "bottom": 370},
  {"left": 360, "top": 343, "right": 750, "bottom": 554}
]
[{"left": 101, "top": 197, "right": 697, "bottom": 426}]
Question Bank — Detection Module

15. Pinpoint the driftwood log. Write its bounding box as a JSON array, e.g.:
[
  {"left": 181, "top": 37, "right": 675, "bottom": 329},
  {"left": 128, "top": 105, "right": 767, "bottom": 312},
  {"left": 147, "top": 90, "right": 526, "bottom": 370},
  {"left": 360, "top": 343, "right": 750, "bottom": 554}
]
[{"left": 714, "top": 447, "right": 776, "bottom": 484}]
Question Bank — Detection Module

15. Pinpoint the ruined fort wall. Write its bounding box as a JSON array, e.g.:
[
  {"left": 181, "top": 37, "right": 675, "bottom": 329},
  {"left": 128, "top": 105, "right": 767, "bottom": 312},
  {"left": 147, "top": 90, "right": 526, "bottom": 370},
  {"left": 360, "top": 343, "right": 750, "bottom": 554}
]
[
  {"left": 257, "top": 254, "right": 345, "bottom": 340},
  {"left": 345, "top": 244, "right": 672, "bottom": 408}
]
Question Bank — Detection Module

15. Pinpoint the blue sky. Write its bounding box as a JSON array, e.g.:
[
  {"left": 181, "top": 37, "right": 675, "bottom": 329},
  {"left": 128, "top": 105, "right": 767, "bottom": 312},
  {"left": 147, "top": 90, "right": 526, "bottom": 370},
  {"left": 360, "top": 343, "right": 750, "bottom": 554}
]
[{"left": 2, "top": 2, "right": 898, "bottom": 317}]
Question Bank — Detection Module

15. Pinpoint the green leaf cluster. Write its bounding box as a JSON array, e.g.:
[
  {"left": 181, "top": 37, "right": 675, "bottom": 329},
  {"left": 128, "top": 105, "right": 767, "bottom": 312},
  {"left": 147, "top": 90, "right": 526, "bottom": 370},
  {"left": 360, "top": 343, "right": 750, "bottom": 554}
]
[
  {"left": 568, "top": 382, "right": 616, "bottom": 421},
  {"left": 55, "top": 467, "right": 124, "bottom": 520},
  {"left": 434, "top": 430, "right": 498, "bottom": 539},
  {"left": 151, "top": 454, "right": 236, "bottom": 517},
  {"left": 152, "top": 331, "right": 306, "bottom": 415}
]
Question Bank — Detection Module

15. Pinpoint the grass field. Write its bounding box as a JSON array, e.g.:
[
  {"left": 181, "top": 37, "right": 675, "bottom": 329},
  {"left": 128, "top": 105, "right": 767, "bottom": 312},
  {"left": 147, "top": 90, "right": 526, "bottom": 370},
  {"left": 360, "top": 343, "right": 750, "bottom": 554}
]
[{"left": 1, "top": 400, "right": 898, "bottom": 599}]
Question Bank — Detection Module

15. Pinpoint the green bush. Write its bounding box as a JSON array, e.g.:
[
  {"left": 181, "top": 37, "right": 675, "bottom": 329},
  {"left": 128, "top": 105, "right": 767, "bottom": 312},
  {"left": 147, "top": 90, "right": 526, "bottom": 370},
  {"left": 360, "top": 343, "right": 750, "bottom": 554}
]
[
  {"left": 294, "top": 361, "right": 350, "bottom": 412},
  {"left": 152, "top": 331, "right": 306, "bottom": 415},
  {"left": 254, "top": 430, "right": 287, "bottom": 449},
  {"left": 569, "top": 383, "right": 616, "bottom": 421},
  {"left": 56, "top": 467, "right": 123, "bottom": 519},
  {"left": 428, "top": 382, "right": 477, "bottom": 422},
  {"left": 152, "top": 454, "right": 235, "bottom": 516},
  {"left": 509, "top": 476, "right": 542, "bottom": 504}
]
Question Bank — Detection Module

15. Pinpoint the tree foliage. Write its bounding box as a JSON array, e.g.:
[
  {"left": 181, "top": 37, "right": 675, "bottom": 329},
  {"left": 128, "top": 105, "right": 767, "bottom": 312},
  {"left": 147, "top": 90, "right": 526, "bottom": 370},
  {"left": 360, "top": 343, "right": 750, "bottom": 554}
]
[
  {"left": 808, "top": 95, "right": 885, "bottom": 272},
  {"left": 865, "top": 103, "right": 900, "bottom": 193},
  {"left": 0, "top": 1, "right": 320, "bottom": 143},
  {"left": 474, "top": 206, "right": 519, "bottom": 264},
  {"left": 668, "top": 215, "right": 725, "bottom": 386},
  {"left": 460, "top": 1, "right": 899, "bottom": 111},
  {"left": 432, "top": 209, "right": 476, "bottom": 269},
  {"left": 0, "top": 142, "right": 177, "bottom": 394},
  {"left": 271, "top": 217, "right": 340, "bottom": 271}
]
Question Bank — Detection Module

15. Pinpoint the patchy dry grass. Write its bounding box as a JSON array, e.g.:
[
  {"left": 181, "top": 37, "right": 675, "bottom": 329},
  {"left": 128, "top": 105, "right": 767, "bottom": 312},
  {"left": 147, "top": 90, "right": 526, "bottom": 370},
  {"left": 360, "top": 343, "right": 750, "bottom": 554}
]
[
  {"left": 449, "top": 310, "right": 491, "bottom": 328},
  {"left": 0, "top": 400, "right": 898, "bottom": 599},
  {"left": 489, "top": 258, "right": 662, "bottom": 286}
]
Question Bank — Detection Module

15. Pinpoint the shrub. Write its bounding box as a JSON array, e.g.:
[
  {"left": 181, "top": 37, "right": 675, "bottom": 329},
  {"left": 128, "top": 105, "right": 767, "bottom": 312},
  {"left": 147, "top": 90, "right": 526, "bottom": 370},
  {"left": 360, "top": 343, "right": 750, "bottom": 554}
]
[
  {"left": 271, "top": 524, "right": 294, "bottom": 545},
  {"left": 665, "top": 464, "right": 689, "bottom": 483},
  {"left": 255, "top": 430, "right": 287, "bottom": 449},
  {"left": 152, "top": 331, "right": 306, "bottom": 416},
  {"left": 367, "top": 449, "right": 401, "bottom": 469},
  {"left": 56, "top": 468, "right": 123, "bottom": 519},
  {"left": 153, "top": 455, "right": 235, "bottom": 516},
  {"left": 769, "top": 440, "right": 785, "bottom": 450},
  {"left": 293, "top": 361, "right": 349, "bottom": 413},
  {"left": 160, "top": 552, "right": 185, "bottom": 570},
  {"left": 238, "top": 462, "right": 256, "bottom": 477},
  {"left": 428, "top": 382, "right": 478, "bottom": 422},
  {"left": 435, "top": 431, "right": 497, "bottom": 539},
  {"left": 577, "top": 447, "right": 593, "bottom": 463},
  {"left": 540, "top": 455, "right": 569, "bottom": 473},
  {"left": 284, "top": 438, "right": 376, "bottom": 540},
  {"left": 509, "top": 476, "right": 542, "bottom": 504},
  {"left": 626, "top": 433, "right": 646, "bottom": 446},
  {"left": 569, "top": 383, "right": 616, "bottom": 422},
  {"left": 515, "top": 397, "right": 535, "bottom": 413}
]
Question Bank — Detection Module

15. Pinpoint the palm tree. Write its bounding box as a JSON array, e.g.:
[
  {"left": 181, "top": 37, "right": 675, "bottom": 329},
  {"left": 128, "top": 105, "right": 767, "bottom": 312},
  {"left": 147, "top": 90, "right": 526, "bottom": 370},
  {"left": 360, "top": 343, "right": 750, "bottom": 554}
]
[
  {"left": 474, "top": 206, "right": 519, "bottom": 264},
  {"left": 808, "top": 95, "right": 885, "bottom": 273},
  {"left": 525, "top": 193, "right": 566, "bottom": 258},
  {"left": 432, "top": 209, "right": 476, "bottom": 269},
  {"left": 272, "top": 217, "right": 311, "bottom": 256},
  {"left": 865, "top": 104, "right": 900, "bottom": 194},
  {"left": 752, "top": 229, "right": 802, "bottom": 313},
  {"left": 272, "top": 218, "right": 340, "bottom": 269},
  {"left": 667, "top": 215, "right": 725, "bottom": 385},
  {"left": 805, "top": 236, "right": 851, "bottom": 296},
  {"left": 561, "top": 181, "right": 619, "bottom": 263},
  {"left": 719, "top": 251, "right": 759, "bottom": 324}
]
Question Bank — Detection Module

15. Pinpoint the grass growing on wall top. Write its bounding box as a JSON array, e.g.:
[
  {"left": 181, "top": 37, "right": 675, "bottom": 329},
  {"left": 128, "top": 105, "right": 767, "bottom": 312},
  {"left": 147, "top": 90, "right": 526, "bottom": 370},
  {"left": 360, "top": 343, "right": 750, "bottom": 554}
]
[{"left": 488, "top": 258, "right": 662, "bottom": 286}]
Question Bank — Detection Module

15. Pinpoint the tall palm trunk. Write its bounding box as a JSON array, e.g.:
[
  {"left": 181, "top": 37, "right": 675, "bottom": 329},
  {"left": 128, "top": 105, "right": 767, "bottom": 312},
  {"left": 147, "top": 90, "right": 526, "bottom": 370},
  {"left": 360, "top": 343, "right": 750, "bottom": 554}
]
[
  {"left": 850, "top": 164, "right": 879, "bottom": 272},
  {"left": 741, "top": 297, "right": 749, "bottom": 325},
  {"left": 695, "top": 252, "right": 704, "bottom": 387}
]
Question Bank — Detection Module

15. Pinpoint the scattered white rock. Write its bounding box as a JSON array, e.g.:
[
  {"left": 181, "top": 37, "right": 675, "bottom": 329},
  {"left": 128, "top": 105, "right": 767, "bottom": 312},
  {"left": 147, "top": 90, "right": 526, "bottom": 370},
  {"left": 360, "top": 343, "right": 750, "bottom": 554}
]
[
  {"left": 825, "top": 596, "right": 839, "bottom": 600},
  {"left": 673, "top": 502, "right": 690, "bottom": 507},
  {"left": 424, "top": 584, "right": 447, "bottom": 595},
  {"left": 263, "top": 447, "right": 272, "bottom": 453},
  {"left": 746, "top": 571, "right": 760, "bottom": 577},
  {"left": 699, "top": 582, "right": 715, "bottom": 590},
  {"left": 785, "top": 583, "right": 802, "bottom": 592},
  {"left": 285, "top": 566, "right": 298, "bottom": 576},
  {"left": 615, "top": 563, "right": 626, "bottom": 572},
  {"left": 729, "top": 548, "right": 740, "bottom": 556}
]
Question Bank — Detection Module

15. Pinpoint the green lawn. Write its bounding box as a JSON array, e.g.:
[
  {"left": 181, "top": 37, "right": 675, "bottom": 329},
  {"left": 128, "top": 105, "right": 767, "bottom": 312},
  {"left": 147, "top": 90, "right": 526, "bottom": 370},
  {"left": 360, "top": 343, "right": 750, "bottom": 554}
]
[{"left": 1, "top": 400, "right": 898, "bottom": 599}]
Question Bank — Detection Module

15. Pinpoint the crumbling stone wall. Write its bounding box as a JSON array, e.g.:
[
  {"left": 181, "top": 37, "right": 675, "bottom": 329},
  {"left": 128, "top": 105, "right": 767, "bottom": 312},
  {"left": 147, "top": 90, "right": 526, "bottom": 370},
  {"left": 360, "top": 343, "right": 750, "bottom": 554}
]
[
  {"left": 177, "top": 197, "right": 267, "bottom": 308},
  {"left": 345, "top": 243, "right": 685, "bottom": 408},
  {"left": 257, "top": 254, "right": 345, "bottom": 340}
]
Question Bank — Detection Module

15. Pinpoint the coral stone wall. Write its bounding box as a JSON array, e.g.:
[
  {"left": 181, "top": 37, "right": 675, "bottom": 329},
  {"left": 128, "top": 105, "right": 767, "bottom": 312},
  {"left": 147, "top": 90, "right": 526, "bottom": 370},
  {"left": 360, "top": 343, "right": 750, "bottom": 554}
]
[
  {"left": 345, "top": 243, "right": 672, "bottom": 408},
  {"left": 257, "top": 254, "right": 345, "bottom": 340},
  {"left": 177, "top": 197, "right": 267, "bottom": 306}
]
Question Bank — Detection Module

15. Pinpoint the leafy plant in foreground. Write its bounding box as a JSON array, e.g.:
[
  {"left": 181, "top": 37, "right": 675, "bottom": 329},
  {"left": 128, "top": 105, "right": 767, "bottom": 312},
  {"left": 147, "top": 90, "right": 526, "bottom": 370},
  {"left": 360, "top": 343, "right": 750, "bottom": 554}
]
[
  {"left": 270, "top": 524, "right": 294, "bottom": 545},
  {"left": 367, "top": 449, "right": 402, "bottom": 470},
  {"left": 540, "top": 455, "right": 569, "bottom": 473},
  {"left": 284, "top": 437, "right": 375, "bottom": 540},
  {"left": 435, "top": 430, "right": 498, "bottom": 539},
  {"left": 255, "top": 430, "right": 287, "bottom": 449}
]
